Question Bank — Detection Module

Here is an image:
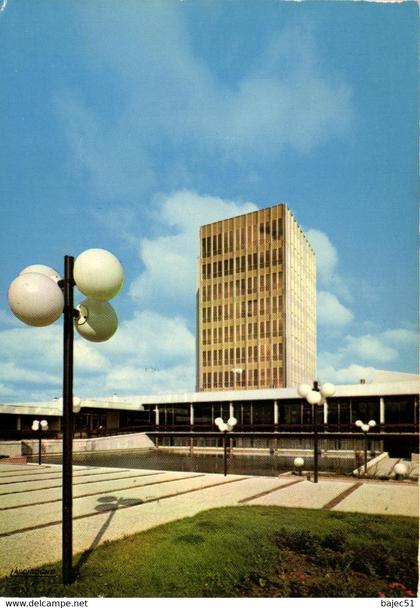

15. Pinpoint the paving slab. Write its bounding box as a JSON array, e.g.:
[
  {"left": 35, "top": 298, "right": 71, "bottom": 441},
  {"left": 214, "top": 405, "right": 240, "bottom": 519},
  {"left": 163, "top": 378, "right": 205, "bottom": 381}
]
[
  {"left": 247, "top": 479, "right": 356, "bottom": 509},
  {"left": 332, "top": 482, "right": 419, "bottom": 517},
  {"left": 0, "top": 468, "right": 166, "bottom": 496},
  {"left": 0, "top": 467, "right": 133, "bottom": 484},
  {"left": 0, "top": 472, "right": 225, "bottom": 534},
  {"left": 0, "top": 471, "right": 170, "bottom": 509}
]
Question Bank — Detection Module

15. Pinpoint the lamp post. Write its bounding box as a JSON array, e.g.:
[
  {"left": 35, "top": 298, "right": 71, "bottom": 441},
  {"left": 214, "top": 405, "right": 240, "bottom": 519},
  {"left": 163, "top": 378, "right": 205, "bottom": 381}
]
[
  {"left": 214, "top": 416, "right": 237, "bottom": 476},
  {"left": 8, "top": 249, "right": 123, "bottom": 585},
  {"left": 298, "top": 381, "right": 336, "bottom": 483},
  {"left": 32, "top": 419, "right": 48, "bottom": 465},
  {"left": 354, "top": 419, "right": 376, "bottom": 476}
]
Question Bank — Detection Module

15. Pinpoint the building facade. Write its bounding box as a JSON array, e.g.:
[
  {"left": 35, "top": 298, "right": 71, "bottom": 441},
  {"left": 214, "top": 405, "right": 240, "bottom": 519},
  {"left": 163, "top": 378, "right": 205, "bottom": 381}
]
[
  {"left": 0, "top": 381, "right": 418, "bottom": 458},
  {"left": 197, "top": 203, "right": 316, "bottom": 391}
]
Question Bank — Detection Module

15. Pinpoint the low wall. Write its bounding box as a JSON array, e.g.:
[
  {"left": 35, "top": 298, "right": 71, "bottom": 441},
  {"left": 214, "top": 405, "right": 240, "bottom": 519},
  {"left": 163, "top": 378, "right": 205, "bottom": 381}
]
[
  {"left": 21, "top": 432, "right": 155, "bottom": 456},
  {"left": 0, "top": 441, "right": 22, "bottom": 457}
]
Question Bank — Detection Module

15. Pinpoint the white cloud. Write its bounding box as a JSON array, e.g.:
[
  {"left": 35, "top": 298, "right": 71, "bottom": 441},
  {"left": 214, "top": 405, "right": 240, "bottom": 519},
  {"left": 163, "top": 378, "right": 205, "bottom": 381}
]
[
  {"left": 317, "top": 363, "right": 377, "bottom": 385},
  {"left": 306, "top": 229, "right": 338, "bottom": 286},
  {"left": 382, "top": 328, "right": 418, "bottom": 346},
  {"left": 317, "top": 291, "right": 353, "bottom": 327},
  {"left": 129, "top": 191, "right": 257, "bottom": 315},
  {"left": 102, "top": 310, "right": 195, "bottom": 365},
  {"left": 317, "top": 324, "right": 417, "bottom": 385},
  {"left": 0, "top": 362, "right": 59, "bottom": 386},
  {"left": 0, "top": 307, "right": 196, "bottom": 402},
  {"left": 343, "top": 334, "right": 398, "bottom": 363},
  {"left": 74, "top": 340, "right": 109, "bottom": 373}
]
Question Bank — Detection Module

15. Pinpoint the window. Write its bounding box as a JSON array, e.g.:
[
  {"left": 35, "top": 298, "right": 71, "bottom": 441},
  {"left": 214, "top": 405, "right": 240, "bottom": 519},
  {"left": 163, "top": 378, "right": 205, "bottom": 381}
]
[{"left": 384, "top": 397, "right": 415, "bottom": 425}]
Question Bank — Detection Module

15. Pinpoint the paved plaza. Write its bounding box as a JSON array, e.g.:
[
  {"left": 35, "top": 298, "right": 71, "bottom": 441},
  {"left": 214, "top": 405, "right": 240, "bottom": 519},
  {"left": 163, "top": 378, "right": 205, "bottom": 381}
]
[{"left": 0, "top": 462, "right": 418, "bottom": 577}]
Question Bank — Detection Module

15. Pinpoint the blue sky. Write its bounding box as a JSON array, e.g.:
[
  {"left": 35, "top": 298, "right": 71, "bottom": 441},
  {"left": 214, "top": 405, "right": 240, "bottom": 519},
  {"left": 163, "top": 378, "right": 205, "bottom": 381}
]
[{"left": 0, "top": 0, "right": 418, "bottom": 402}]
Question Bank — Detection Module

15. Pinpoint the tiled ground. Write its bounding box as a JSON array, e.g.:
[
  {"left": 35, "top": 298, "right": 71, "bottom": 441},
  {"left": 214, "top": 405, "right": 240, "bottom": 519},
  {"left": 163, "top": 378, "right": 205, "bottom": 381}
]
[{"left": 0, "top": 463, "right": 418, "bottom": 577}]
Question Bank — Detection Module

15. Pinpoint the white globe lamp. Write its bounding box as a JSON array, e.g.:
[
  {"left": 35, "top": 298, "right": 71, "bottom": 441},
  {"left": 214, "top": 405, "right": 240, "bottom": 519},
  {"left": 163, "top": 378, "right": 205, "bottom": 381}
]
[
  {"left": 355, "top": 420, "right": 363, "bottom": 428},
  {"left": 8, "top": 273, "right": 64, "bottom": 327},
  {"left": 294, "top": 457, "right": 304, "bottom": 468},
  {"left": 394, "top": 462, "right": 408, "bottom": 478},
  {"left": 297, "top": 383, "right": 311, "bottom": 398},
  {"left": 320, "top": 382, "right": 336, "bottom": 398},
  {"left": 32, "top": 420, "right": 40, "bottom": 431},
  {"left": 75, "top": 299, "right": 118, "bottom": 342},
  {"left": 20, "top": 265, "right": 62, "bottom": 283},
  {"left": 368, "top": 420, "right": 376, "bottom": 428},
  {"left": 306, "top": 390, "right": 322, "bottom": 405},
  {"left": 74, "top": 249, "right": 124, "bottom": 301},
  {"left": 57, "top": 396, "right": 82, "bottom": 413},
  {"left": 72, "top": 396, "right": 82, "bottom": 414}
]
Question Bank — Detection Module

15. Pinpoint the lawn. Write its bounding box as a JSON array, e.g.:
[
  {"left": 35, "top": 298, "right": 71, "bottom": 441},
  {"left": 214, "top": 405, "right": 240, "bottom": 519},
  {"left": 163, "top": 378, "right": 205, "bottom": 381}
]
[{"left": 0, "top": 506, "right": 417, "bottom": 598}]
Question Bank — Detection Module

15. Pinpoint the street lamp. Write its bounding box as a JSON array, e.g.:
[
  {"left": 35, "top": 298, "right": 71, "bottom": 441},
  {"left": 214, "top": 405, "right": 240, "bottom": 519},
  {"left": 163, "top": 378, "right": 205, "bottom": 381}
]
[
  {"left": 8, "top": 248, "right": 123, "bottom": 585},
  {"left": 354, "top": 419, "right": 376, "bottom": 476},
  {"left": 298, "top": 381, "right": 336, "bottom": 483},
  {"left": 214, "top": 416, "right": 237, "bottom": 476},
  {"left": 32, "top": 419, "right": 48, "bottom": 465}
]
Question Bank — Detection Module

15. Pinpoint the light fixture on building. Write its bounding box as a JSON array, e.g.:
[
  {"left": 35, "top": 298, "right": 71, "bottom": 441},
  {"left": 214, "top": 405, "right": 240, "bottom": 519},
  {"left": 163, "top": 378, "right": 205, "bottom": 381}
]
[{"left": 8, "top": 248, "right": 123, "bottom": 585}]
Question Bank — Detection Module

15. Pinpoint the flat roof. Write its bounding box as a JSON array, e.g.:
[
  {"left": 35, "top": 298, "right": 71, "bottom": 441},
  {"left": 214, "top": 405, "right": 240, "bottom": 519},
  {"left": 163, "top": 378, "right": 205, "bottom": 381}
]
[{"left": 0, "top": 380, "right": 418, "bottom": 416}]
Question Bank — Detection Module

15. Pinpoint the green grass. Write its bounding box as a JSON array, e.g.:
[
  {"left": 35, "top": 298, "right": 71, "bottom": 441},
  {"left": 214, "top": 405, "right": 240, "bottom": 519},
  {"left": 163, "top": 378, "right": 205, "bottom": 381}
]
[{"left": 0, "top": 506, "right": 418, "bottom": 598}]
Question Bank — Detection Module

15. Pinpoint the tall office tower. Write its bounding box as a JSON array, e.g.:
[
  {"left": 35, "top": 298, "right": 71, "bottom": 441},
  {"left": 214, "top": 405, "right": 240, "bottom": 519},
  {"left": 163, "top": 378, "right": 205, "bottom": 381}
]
[{"left": 197, "top": 203, "right": 316, "bottom": 391}]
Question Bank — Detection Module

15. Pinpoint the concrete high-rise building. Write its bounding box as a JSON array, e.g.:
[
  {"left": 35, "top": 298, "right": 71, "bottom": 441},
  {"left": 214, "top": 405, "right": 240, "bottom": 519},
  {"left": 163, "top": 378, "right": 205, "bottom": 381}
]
[{"left": 197, "top": 203, "right": 316, "bottom": 391}]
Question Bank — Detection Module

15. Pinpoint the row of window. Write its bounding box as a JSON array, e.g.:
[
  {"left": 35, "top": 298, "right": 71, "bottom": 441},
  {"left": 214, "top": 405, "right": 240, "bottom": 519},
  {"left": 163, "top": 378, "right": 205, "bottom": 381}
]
[
  {"left": 201, "top": 250, "right": 283, "bottom": 279},
  {"left": 123, "top": 397, "right": 418, "bottom": 427},
  {"left": 202, "top": 319, "right": 284, "bottom": 345},
  {"left": 201, "top": 220, "right": 284, "bottom": 257},
  {"left": 202, "top": 277, "right": 284, "bottom": 302},
  {"left": 202, "top": 367, "right": 284, "bottom": 389},
  {"left": 202, "top": 343, "right": 284, "bottom": 367},
  {"left": 202, "top": 296, "right": 284, "bottom": 322}
]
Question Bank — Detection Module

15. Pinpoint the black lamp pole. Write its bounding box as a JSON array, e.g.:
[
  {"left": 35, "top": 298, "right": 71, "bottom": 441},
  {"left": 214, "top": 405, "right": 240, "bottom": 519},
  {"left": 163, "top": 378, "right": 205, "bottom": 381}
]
[
  {"left": 363, "top": 431, "right": 368, "bottom": 476},
  {"left": 223, "top": 431, "right": 228, "bottom": 477},
  {"left": 313, "top": 380, "right": 319, "bottom": 484},
  {"left": 38, "top": 427, "right": 42, "bottom": 466},
  {"left": 62, "top": 255, "right": 75, "bottom": 585}
]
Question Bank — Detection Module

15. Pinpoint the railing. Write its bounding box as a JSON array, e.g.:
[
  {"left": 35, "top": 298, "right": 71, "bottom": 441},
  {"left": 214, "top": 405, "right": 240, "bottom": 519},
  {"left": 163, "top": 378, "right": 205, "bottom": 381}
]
[{"left": 0, "top": 422, "right": 418, "bottom": 440}]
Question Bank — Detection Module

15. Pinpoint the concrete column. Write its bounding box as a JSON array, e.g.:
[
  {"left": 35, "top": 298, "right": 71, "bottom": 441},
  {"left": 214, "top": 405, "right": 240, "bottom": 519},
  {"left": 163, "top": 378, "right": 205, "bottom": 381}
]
[
  {"left": 16, "top": 415, "right": 21, "bottom": 431},
  {"left": 190, "top": 403, "right": 194, "bottom": 426},
  {"left": 155, "top": 405, "right": 159, "bottom": 426},
  {"left": 229, "top": 402, "right": 234, "bottom": 419},
  {"left": 380, "top": 397, "right": 385, "bottom": 425},
  {"left": 273, "top": 400, "right": 279, "bottom": 425},
  {"left": 323, "top": 400, "right": 328, "bottom": 425}
]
